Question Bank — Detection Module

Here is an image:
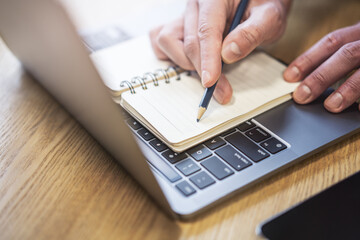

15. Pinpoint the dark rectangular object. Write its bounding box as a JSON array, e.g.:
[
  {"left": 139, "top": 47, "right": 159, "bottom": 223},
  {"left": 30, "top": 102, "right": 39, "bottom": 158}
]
[
  {"left": 225, "top": 132, "right": 270, "bottom": 162},
  {"left": 215, "top": 145, "right": 252, "bottom": 171},
  {"left": 201, "top": 156, "right": 234, "bottom": 180},
  {"left": 258, "top": 172, "right": 360, "bottom": 240},
  {"left": 190, "top": 171, "right": 216, "bottom": 189}
]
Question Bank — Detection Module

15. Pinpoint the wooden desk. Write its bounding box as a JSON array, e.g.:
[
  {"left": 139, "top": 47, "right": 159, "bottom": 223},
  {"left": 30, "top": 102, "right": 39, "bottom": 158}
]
[{"left": 0, "top": 0, "right": 359, "bottom": 239}]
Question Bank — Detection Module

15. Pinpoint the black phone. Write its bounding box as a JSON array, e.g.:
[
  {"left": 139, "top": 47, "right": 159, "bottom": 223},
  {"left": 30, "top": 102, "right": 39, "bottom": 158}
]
[{"left": 256, "top": 171, "right": 360, "bottom": 240}]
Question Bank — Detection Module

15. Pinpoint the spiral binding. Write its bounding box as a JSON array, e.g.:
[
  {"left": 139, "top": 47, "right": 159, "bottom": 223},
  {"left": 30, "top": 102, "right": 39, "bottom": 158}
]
[
  {"left": 143, "top": 72, "right": 159, "bottom": 86},
  {"left": 120, "top": 80, "right": 136, "bottom": 94},
  {"left": 119, "top": 66, "right": 184, "bottom": 94},
  {"left": 131, "top": 76, "right": 147, "bottom": 90}
]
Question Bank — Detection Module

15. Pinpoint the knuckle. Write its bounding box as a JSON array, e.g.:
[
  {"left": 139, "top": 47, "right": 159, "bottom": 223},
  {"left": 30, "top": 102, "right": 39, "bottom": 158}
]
[
  {"left": 197, "top": 22, "right": 221, "bottom": 42},
  {"left": 197, "top": 22, "right": 212, "bottom": 40},
  {"left": 156, "top": 31, "right": 170, "bottom": 46},
  {"left": 323, "top": 32, "right": 342, "bottom": 52},
  {"left": 261, "top": 2, "right": 286, "bottom": 42},
  {"left": 267, "top": 2, "right": 283, "bottom": 22},
  {"left": 340, "top": 43, "right": 360, "bottom": 64},
  {"left": 184, "top": 35, "right": 198, "bottom": 57},
  {"left": 297, "top": 53, "right": 313, "bottom": 70},
  {"left": 343, "top": 78, "right": 360, "bottom": 96},
  {"left": 311, "top": 71, "right": 328, "bottom": 88},
  {"left": 240, "top": 27, "right": 262, "bottom": 46}
]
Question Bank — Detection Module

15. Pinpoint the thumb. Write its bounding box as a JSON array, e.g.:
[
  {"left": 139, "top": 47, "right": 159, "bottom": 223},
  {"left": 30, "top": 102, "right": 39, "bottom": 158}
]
[{"left": 221, "top": 2, "right": 286, "bottom": 64}]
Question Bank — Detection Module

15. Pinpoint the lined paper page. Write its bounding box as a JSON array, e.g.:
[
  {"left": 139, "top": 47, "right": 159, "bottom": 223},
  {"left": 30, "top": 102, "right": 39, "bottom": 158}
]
[{"left": 121, "top": 51, "right": 299, "bottom": 144}]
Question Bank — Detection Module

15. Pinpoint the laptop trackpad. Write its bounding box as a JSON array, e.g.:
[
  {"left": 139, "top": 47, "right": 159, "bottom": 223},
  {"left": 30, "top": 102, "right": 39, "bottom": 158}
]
[{"left": 254, "top": 89, "right": 360, "bottom": 155}]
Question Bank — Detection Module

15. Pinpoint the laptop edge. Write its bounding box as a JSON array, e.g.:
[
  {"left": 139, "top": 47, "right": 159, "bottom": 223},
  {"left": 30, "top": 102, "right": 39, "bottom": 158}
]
[{"left": 1, "top": 0, "right": 359, "bottom": 220}]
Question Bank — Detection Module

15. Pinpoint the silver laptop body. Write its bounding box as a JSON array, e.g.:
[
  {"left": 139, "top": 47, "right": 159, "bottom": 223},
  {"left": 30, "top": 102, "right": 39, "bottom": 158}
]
[{"left": 1, "top": 0, "right": 359, "bottom": 219}]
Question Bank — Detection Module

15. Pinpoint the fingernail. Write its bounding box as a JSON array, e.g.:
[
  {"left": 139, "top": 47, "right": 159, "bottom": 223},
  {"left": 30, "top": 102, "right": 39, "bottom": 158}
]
[
  {"left": 293, "top": 84, "right": 311, "bottom": 103},
  {"left": 325, "top": 92, "right": 343, "bottom": 110},
  {"left": 202, "top": 70, "right": 211, "bottom": 86},
  {"left": 221, "top": 42, "right": 241, "bottom": 63},
  {"left": 284, "top": 66, "right": 300, "bottom": 81}
]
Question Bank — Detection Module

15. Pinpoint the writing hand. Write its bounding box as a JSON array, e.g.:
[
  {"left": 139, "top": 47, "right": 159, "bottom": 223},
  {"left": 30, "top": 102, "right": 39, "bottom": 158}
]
[
  {"left": 150, "top": 0, "right": 291, "bottom": 104},
  {"left": 284, "top": 22, "right": 360, "bottom": 112}
]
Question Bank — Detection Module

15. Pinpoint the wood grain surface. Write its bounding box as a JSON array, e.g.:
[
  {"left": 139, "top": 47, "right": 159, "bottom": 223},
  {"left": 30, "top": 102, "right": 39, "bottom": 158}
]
[{"left": 0, "top": 0, "right": 359, "bottom": 239}]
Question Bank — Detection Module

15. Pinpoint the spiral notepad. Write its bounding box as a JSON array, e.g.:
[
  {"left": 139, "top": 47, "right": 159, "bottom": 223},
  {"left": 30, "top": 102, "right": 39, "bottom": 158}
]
[
  {"left": 113, "top": 65, "right": 186, "bottom": 97},
  {"left": 91, "top": 36, "right": 299, "bottom": 152}
]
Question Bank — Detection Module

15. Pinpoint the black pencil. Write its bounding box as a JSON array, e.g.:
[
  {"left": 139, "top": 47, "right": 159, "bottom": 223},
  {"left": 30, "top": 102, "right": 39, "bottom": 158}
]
[{"left": 197, "top": 0, "right": 249, "bottom": 122}]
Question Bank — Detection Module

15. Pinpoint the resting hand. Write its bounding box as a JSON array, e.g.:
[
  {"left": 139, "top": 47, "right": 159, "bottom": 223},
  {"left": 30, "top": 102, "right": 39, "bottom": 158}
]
[
  {"left": 150, "top": 0, "right": 291, "bottom": 104},
  {"left": 284, "top": 22, "right": 360, "bottom": 112}
]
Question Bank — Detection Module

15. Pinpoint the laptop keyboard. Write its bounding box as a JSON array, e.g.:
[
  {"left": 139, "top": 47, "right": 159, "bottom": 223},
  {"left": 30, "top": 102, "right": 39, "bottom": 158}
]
[{"left": 124, "top": 112, "right": 288, "bottom": 197}]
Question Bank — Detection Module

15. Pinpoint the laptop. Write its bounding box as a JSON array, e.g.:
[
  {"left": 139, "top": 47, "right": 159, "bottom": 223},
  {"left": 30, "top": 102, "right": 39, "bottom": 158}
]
[{"left": 0, "top": 0, "right": 359, "bottom": 219}]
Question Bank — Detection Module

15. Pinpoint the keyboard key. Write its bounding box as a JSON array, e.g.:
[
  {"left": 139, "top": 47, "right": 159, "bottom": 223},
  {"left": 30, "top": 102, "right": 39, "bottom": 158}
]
[
  {"left": 175, "top": 159, "right": 201, "bottom": 176},
  {"left": 137, "top": 128, "right": 155, "bottom": 141},
  {"left": 245, "top": 127, "right": 271, "bottom": 143},
  {"left": 201, "top": 156, "right": 234, "bottom": 180},
  {"left": 190, "top": 171, "right": 215, "bottom": 189},
  {"left": 162, "top": 149, "right": 187, "bottom": 164},
  {"left": 261, "top": 137, "right": 287, "bottom": 154},
  {"left": 126, "top": 118, "right": 142, "bottom": 130},
  {"left": 237, "top": 120, "right": 255, "bottom": 132},
  {"left": 220, "top": 128, "right": 236, "bottom": 137},
  {"left": 176, "top": 181, "right": 196, "bottom": 196},
  {"left": 226, "top": 132, "right": 270, "bottom": 162},
  {"left": 215, "top": 145, "right": 252, "bottom": 171},
  {"left": 204, "top": 136, "right": 226, "bottom": 150},
  {"left": 187, "top": 145, "right": 212, "bottom": 161},
  {"left": 149, "top": 139, "right": 167, "bottom": 152}
]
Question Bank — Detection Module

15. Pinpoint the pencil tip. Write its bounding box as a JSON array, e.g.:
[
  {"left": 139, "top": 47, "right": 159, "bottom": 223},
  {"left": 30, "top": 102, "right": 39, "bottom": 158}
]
[{"left": 197, "top": 107, "right": 207, "bottom": 122}]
